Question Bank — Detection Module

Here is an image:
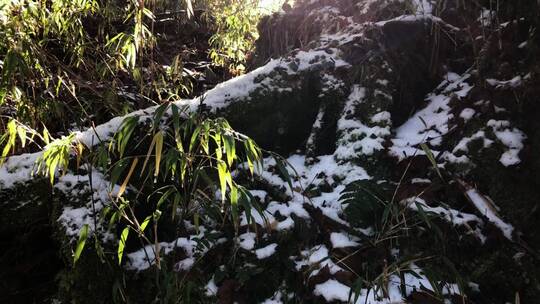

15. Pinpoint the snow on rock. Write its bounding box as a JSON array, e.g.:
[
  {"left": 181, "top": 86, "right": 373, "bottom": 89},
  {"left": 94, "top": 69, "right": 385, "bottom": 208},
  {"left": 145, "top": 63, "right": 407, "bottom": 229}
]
[
  {"left": 261, "top": 290, "right": 285, "bottom": 304},
  {"left": 404, "top": 197, "right": 487, "bottom": 243},
  {"left": 330, "top": 232, "right": 360, "bottom": 248},
  {"left": 351, "top": 264, "right": 460, "bottom": 303},
  {"left": 238, "top": 232, "right": 257, "bottom": 250},
  {"left": 294, "top": 245, "right": 344, "bottom": 278},
  {"left": 486, "top": 76, "right": 523, "bottom": 89},
  {"left": 459, "top": 108, "right": 476, "bottom": 121},
  {"left": 127, "top": 237, "right": 196, "bottom": 271},
  {"left": 255, "top": 243, "right": 278, "bottom": 259},
  {"left": 174, "top": 257, "right": 195, "bottom": 271},
  {"left": 251, "top": 153, "right": 369, "bottom": 228},
  {"left": 314, "top": 264, "right": 461, "bottom": 303},
  {"left": 464, "top": 188, "right": 514, "bottom": 240},
  {"left": 314, "top": 279, "right": 350, "bottom": 302},
  {"left": 336, "top": 86, "right": 392, "bottom": 159},
  {"left": 487, "top": 119, "right": 526, "bottom": 166},
  {"left": 452, "top": 130, "right": 493, "bottom": 154},
  {"left": 205, "top": 277, "right": 218, "bottom": 297},
  {"left": 56, "top": 171, "right": 121, "bottom": 242},
  {"left": 391, "top": 72, "right": 473, "bottom": 159},
  {"left": 0, "top": 153, "right": 40, "bottom": 189}
]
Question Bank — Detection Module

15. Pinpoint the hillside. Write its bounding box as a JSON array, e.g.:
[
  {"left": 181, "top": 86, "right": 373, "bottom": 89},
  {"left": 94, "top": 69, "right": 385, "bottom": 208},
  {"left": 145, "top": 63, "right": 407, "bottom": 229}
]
[{"left": 1, "top": 0, "right": 540, "bottom": 303}]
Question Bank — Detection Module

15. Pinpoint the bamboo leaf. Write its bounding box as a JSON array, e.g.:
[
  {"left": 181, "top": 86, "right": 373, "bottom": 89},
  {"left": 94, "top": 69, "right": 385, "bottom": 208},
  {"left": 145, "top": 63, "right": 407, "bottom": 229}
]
[
  {"left": 217, "top": 161, "right": 227, "bottom": 203},
  {"left": 172, "top": 193, "right": 181, "bottom": 220},
  {"left": 189, "top": 125, "right": 201, "bottom": 153},
  {"left": 420, "top": 143, "right": 444, "bottom": 181},
  {"left": 73, "top": 224, "right": 89, "bottom": 265},
  {"left": 154, "top": 131, "right": 164, "bottom": 177},
  {"left": 414, "top": 200, "right": 432, "bottom": 228},
  {"left": 275, "top": 156, "right": 293, "bottom": 192},
  {"left": 116, "top": 116, "right": 138, "bottom": 158},
  {"left": 117, "top": 157, "right": 139, "bottom": 198},
  {"left": 223, "top": 134, "right": 235, "bottom": 167},
  {"left": 153, "top": 103, "right": 169, "bottom": 130},
  {"left": 140, "top": 133, "right": 157, "bottom": 175},
  {"left": 17, "top": 126, "right": 26, "bottom": 148},
  {"left": 140, "top": 215, "right": 152, "bottom": 232},
  {"left": 118, "top": 227, "right": 130, "bottom": 265},
  {"left": 156, "top": 187, "right": 175, "bottom": 209}
]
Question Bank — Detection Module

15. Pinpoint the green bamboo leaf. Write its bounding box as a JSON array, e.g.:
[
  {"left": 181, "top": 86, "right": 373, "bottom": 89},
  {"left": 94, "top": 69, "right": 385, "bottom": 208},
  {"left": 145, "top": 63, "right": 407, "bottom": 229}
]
[
  {"left": 153, "top": 103, "right": 169, "bottom": 130},
  {"left": 118, "top": 227, "right": 130, "bottom": 265},
  {"left": 189, "top": 125, "right": 201, "bottom": 153},
  {"left": 223, "top": 134, "right": 235, "bottom": 167},
  {"left": 154, "top": 131, "right": 164, "bottom": 177},
  {"left": 274, "top": 156, "right": 293, "bottom": 192},
  {"left": 213, "top": 134, "right": 222, "bottom": 161},
  {"left": 230, "top": 185, "right": 238, "bottom": 205},
  {"left": 217, "top": 161, "right": 227, "bottom": 203},
  {"left": 420, "top": 143, "right": 443, "bottom": 180},
  {"left": 172, "top": 193, "right": 181, "bottom": 220},
  {"left": 1, "top": 120, "right": 17, "bottom": 162},
  {"left": 140, "top": 215, "right": 152, "bottom": 232},
  {"left": 73, "top": 224, "right": 89, "bottom": 265},
  {"left": 42, "top": 126, "right": 51, "bottom": 145},
  {"left": 116, "top": 116, "right": 138, "bottom": 158},
  {"left": 16, "top": 126, "right": 27, "bottom": 148},
  {"left": 414, "top": 200, "right": 432, "bottom": 229},
  {"left": 110, "top": 158, "right": 130, "bottom": 188},
  {"left": 156, "top": 187, "right": 175, "bottom": 209}
]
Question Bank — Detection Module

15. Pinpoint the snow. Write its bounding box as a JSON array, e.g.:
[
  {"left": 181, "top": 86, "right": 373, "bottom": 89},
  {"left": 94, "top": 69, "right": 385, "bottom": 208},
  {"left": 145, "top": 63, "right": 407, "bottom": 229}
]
[
  {"left": 313, "top": 264, "right": 461, "bottom": 304},
  {"left": 205, "top": 278, "right": 218, "bottom": 296},
  {"left": 314, "top": 279, "right": 350, "bottom": 302},
  {"left": 479, "top": 9, "right": 495, "bottom": 26},
  {"left": 374, "top": 13, "right": 460, "bottom": 32},
  {"left": 452, "top": 131, "right": 493, "bottom": 154},
  {"left": 255, "top": 243, "right": 278, "bottom": 259},
  {"left": 238, "top": 232, "right": 256, "bottom": 250},
  {"left": 371, "top": 111, "right": 391, "bottom": 123},
  {"left": 249, "top": 190, "right": 268, "bottom": 202},
  {"left": 405, "top": 197, "right": 486, "bottom": 242},
  {"left": 126, "top": 229, "right": 222, "bottom": 271},
  {"left": 250, "top": 153, "right": 369, "bottom": 227},
  {"left": 486, "top": 76, "right": 522, "bottom": 89},
  {"left": 391, "top": 72, "right": 473, "bottom": 159},
  {"left": 390, "top": 73, "right": 472, "bottom": 159},
  {"left": 465, "top": 188, "right": 514, "bottom": 240},
  {"left": 336, "top": 85, "right": 391, "bottom": 158},
  {"left": 330, "top": 232, "right": 360, "bottom": 248},
  {"left": 487, "top": 119, "right": 526, "bottom": 166},
  {"left": 261, "top": 291, "right": 284, "bottom": 304},
  {"left": 56, "top": 171, "right": 121, "bottom": 242},
  {"left": 411, "top": 178, "right": 431, "bottom": 184},
  {"left": 412, "top": 0, "right": 433, "bottom": 14},
  {"left": 0, "top": 153, "right": 40, "bottom": 189},
  {"left": 459, "top": 108, "right": 476, "bottom": 121},
  {"left": 174, "top": 257, "right": 195, "bottom": 271},
  {"left": 294, "top": 245, "right": 344, "bottom": 278},
  {"left": 127, "top": 237, "right": 196, "bottom": 270},
  {"left": 358, "top": 0, "right": 377, "bottom": 14}
]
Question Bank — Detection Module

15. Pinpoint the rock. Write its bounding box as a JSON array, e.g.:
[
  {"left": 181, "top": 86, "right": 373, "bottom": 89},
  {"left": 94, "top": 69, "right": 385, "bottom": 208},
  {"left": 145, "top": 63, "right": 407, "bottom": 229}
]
[{"left": 2, "top": 0, "right": 540, "bottom": 302}]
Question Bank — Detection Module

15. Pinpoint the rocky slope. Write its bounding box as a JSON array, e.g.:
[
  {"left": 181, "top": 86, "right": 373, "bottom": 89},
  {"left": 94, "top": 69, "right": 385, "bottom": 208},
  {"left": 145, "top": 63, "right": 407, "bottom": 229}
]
[{"left": 1, "top": 0, "right": 540, "bottom": 303}]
